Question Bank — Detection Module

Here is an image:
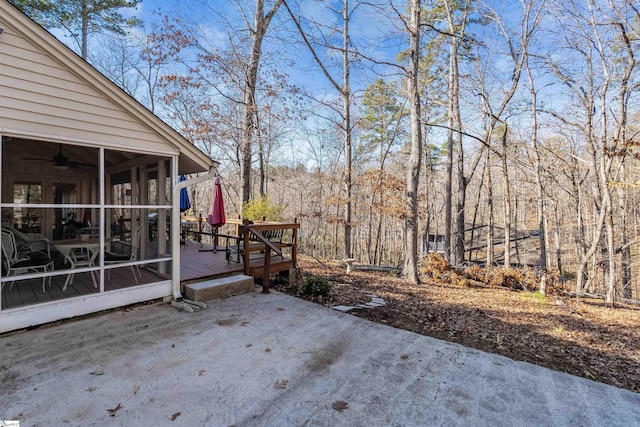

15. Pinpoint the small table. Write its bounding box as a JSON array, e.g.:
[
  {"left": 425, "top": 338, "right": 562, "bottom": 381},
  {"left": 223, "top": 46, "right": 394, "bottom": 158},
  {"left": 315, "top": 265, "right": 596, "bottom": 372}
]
[{"left": 54, "top": 238, "right": 108, "bottom": 291}]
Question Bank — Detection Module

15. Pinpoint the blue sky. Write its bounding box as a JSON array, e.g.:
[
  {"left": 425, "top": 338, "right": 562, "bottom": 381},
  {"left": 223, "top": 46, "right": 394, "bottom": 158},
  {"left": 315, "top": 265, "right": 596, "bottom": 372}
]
[{"left": 45, "top": 0, "right": 611, "bottom": 168}]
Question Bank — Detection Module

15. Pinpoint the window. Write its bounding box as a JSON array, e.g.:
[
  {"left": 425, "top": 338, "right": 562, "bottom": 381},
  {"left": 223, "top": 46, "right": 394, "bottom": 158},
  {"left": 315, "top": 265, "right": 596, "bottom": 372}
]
[{"left": 13, "top": 181, "right": 42, "bottom": 233}]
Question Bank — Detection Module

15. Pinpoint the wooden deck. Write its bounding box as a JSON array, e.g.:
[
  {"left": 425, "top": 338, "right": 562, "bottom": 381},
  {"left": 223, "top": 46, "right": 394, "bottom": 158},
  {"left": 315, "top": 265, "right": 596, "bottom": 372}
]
[
  {"left": 179, "top": 241, "right": 295, "bottom": 285},
  {"left": 1, "top": 242, "right": 294, "bottom": 310}
]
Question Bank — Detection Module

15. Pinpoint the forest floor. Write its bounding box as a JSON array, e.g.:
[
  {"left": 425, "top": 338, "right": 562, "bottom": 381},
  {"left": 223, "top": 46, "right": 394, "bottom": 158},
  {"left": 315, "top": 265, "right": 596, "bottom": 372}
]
[{"left": 274, "top": 255, "right": 640, "bottom": 394}]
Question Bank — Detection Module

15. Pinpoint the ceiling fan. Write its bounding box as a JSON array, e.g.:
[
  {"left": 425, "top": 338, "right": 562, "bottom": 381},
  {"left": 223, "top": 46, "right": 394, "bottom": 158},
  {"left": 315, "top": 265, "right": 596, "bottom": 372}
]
[{"left": 22, "top": 144, "right": 96, "bottom": 169}]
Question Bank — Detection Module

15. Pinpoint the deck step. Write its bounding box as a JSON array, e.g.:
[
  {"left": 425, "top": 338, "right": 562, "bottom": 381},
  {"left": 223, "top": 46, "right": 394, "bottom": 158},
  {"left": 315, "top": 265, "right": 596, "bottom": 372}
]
[{"left": 184, "top": 275, "right": 255, "bottom": 302}]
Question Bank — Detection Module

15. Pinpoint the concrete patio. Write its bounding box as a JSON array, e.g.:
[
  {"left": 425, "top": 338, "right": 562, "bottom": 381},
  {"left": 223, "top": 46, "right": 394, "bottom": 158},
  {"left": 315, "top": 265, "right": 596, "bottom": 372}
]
[{"left": 2, "top": 288, "right": 639, "bottom": 426}]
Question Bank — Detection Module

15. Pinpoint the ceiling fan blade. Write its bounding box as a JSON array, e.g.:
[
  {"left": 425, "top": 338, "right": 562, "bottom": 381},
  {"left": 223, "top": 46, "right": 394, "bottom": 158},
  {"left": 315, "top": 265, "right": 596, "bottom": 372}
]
[
  {"left": 22, "top": 157, "right": 49, "bottom": 162},
  {"left": 68, "top": 161, "right": 96, "bottom": 168},
  {"left": 23, "top": 145, "right": 96, "bottom": 168}
]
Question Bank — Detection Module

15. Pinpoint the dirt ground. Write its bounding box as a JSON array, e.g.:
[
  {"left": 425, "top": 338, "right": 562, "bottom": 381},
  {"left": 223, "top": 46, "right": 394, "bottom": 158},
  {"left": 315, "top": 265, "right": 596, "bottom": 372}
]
[{"left": 274, "top": 255, "right": 640, "bottom": 394}]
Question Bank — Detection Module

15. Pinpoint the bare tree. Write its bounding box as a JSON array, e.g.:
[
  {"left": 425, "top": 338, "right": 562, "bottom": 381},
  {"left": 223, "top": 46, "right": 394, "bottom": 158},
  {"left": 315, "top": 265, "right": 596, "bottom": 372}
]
[
  {"left": 442, "top": 0, "right": 471, "bottom": 265},
  {"left": 282, "top": 0, "right": 355, "bottom": 258},
  {"left": 240, "top": 0, "right": 285, "bottom": 204},
  {"left": 472, "top": 0, "right": 545, "bottom": 269}
]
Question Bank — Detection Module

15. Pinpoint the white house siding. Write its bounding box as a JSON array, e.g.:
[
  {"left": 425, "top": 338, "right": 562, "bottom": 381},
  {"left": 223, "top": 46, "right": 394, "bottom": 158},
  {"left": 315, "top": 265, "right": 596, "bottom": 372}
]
[{"left": 0, "top": 21, "right": 175, "bottom": 156}]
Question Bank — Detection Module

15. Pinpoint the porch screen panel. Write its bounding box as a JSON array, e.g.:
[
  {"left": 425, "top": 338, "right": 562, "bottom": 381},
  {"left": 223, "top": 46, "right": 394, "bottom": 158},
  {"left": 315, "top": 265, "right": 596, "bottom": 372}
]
[{"left": 1, "top": 139, "right": 175, "bottom": 312}]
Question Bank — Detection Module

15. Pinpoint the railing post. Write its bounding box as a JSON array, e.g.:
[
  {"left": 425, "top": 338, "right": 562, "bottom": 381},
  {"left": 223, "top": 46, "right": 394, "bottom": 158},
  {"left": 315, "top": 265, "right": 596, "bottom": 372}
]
[
  {"left": 242, "top": 223, "right": 250, "bottom": 275},
  {"left": 292, "top": 219, "right": 298, "bottom": 267},
  {"left": 263, "top": 249, "right": 271, "bottom": 293}
]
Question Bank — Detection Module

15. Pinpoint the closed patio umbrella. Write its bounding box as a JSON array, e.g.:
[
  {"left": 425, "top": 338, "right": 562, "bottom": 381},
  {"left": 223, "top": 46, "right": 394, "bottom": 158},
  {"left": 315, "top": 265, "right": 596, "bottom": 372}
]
[
  {"left": 179, "top": 175, "right": 191, "bottom": 212},
  {"left": 208, "top": 176, "right": 225, "bottom": 227},
  {"left": 199, "top": 176, "right": 225, "bottom": 253}
]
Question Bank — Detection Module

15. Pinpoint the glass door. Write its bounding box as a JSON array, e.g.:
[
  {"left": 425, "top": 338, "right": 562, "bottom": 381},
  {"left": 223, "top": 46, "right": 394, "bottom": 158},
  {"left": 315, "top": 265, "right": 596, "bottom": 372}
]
[{"left": 52, "top": 182, "right": 78, "bottom": 240}]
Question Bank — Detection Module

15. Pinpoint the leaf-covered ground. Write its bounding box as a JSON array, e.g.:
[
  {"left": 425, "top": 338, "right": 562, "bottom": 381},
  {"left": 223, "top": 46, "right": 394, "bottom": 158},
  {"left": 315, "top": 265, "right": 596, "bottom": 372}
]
[{"left": 275, "top": 256, "right": 640, "bottom": 394}]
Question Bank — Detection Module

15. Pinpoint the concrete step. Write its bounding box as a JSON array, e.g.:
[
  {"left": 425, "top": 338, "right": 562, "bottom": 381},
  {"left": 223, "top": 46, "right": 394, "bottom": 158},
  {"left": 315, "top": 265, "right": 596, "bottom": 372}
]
[{"left": 184, "top": 275, "right": 255, "bottom": 302}]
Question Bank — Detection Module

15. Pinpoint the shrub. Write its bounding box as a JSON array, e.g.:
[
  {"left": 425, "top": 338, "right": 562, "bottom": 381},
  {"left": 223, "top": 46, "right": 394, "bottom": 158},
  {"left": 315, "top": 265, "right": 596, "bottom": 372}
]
[
  {"left": 299, "top": 275, "right": 331, "bottom": 298},
  {"left": 242, "top": 197, "right": 285, "bottom": 221}
]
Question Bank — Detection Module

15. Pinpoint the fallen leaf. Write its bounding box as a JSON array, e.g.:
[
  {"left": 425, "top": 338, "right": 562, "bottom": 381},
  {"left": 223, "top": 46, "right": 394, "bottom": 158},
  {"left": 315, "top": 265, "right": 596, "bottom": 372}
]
[
  {"left": 218, "top": 318, "right": 235, "bottom": 326},
  {"left": 274, "top": 379, "right": 288, "bottom": 389},
  {"left": 86, "top": 387, "right": 96, "bottom": 392},
  {"left": 241, "top": 321, "right": 250, "bottom": 326},
  {"left": 90, "top": 369, "right": 104, "bottom": 376},
  {"left": 277, "top": 307, "right": 285, "bottom": 311},
  {"left": 134, "top": 385, "right": 140, "bottom": 394},
  {"left": 246, "top": 344, "right": 253, "bottom": 347},
  {"left": 106, "top": 403, "right": 122, "bottom": 417},
  {"left": 400, "top": 354, "right": 409, "bottom": 360},
  {"left": 170, "top": 412, "right": 181, "bottom": 421},
  {"left": 332, "top": 400, "right": 349, "bottom": 412}
]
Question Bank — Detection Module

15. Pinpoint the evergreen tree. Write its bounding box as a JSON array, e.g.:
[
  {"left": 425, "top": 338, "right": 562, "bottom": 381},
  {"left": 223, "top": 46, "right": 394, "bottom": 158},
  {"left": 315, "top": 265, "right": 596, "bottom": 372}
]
[{"left": 10, "top": 0, "right": 140, "bottom": 59}]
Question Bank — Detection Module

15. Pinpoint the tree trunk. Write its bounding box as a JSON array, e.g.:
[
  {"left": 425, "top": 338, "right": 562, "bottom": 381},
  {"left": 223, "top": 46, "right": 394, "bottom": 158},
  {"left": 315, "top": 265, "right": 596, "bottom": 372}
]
[
  {"left": 333, "top": 204, "right": 340, "bottom": 259},
  {"left": 444, "top": 44, "right": 455, "bottom": 264},
  {"left": 240, "top": 0, "right": 283, "bottom": 204},
  {"left": 282, "top": 0, "right": 353, "bottom": 259},
  {"left": 501, "top": 125, "right": 512, "bottom": 269},
  {"left": 554, "top": 205, "right": 562, "bottom": 273},
  {"left": 81, "top": 1, "right": 88, "bottom": 60},
  {"left": 574, "top": 185, "right": 587, "bottom": 290},
  {"left": 443, "top": 0, "right": 467, "bottom": 266},
  {"left": 468, "top": 168, "right": 485, "bottom": 262},
  {"left": 620, "top": 179, "right": 632, "bottom": 298},
  {"left": 342, "top": 0, "right": 352, "bottom": 259},
  {"left": 403, "top": 0, "right": 422, "bottom": 283},
  {"left": 526, "top": 55, "right": 547, "bottom": 275},
  {"left": 374, "top": 212, "right": 383, "bottom": 265},
  {"left": 367, "top": 203, "right": 373, "bottom": 264},
  {"left": 605, "top": 202, "right": 616, "bottom": 304},
  {"left": 486, "top": 148, "right": 494, "bottom": 268},
  {"left": 256, "top": 111, "right": 266, "bottom": 197}
]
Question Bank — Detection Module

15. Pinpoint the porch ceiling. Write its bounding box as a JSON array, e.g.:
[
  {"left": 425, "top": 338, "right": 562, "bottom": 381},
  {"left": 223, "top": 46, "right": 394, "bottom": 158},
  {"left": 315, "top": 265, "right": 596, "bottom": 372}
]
[
  {"left": 4, "top": 137, "right": 168, "bottom": 173},
  {"left": 3, "top": 136, "right": 210, "bottom": 175}
]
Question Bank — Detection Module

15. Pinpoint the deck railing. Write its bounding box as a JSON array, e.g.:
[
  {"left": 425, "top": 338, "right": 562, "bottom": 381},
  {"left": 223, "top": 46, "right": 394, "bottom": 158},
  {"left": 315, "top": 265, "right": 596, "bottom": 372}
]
[{"left": 227, "top": 218, "right": 300, "bottom": 292}]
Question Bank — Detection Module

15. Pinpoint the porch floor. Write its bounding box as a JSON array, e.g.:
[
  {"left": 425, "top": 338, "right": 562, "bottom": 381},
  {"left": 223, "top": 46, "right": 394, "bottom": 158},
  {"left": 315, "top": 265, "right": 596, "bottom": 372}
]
[{"left": 1, "top": 241, "right": 293, "bottom": 310}]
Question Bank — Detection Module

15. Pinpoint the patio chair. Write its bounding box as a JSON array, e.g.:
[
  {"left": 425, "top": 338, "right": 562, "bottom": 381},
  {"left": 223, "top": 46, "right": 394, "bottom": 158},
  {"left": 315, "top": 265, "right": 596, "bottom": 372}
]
[
  {"left": 1, "top": 229, "right": 54, "bottom": 293},
  {"left": 105, "top": 225, "right": 142, "bottom": 284},
  {"left": 1, "top": 226, "right": 51, "bottom": 257}
]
